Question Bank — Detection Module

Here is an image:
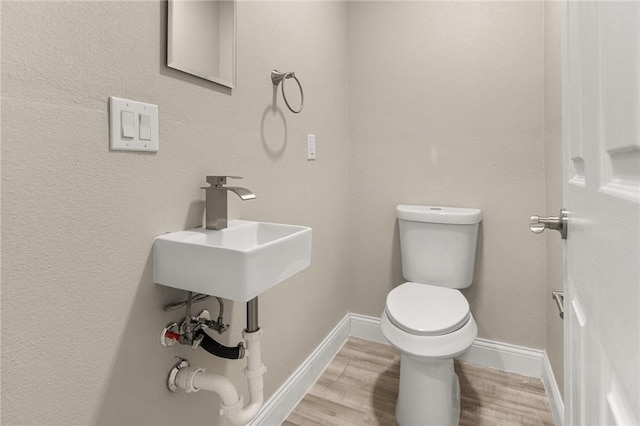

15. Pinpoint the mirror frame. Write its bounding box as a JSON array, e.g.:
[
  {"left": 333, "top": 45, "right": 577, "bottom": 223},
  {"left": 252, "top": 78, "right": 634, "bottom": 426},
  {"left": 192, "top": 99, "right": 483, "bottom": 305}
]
[{"left": 167, "top": 0, "right": 237, "bottom": 89}]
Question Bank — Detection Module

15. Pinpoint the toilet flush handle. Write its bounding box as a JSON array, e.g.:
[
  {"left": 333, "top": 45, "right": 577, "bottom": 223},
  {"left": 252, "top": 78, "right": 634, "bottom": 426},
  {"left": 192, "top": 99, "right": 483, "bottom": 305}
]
[{"left": 529, "top": 209, "right": 568, "bottom": 239}]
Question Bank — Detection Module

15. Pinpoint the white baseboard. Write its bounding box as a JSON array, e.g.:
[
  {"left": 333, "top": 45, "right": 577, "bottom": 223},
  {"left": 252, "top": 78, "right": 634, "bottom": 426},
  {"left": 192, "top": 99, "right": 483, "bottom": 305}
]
[
  {"left": 253, "top": 313, "right": 564, "bottom": 426},
  {"left": 248, "top": 314, "right": 350, "bottom": 426},
  {"left": 456, "top": 337, "right": 545, "bottom": 377},
  {"left": 349, "top": 313, "right": 387, "bottom": 343},
  {"left": 542, "top": 352, "right": 565, "bottom": 426}
]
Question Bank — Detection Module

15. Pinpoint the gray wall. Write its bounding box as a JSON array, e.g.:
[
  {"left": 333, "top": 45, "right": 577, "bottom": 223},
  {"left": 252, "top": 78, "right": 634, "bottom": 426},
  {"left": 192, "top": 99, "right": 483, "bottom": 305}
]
[
  {"left": 2, "top": 1, "right": 564, "bottom": 424},
  {"left": 348, "top": 1, "right": 549, "bottom": 349},
  {"left": 544, "top": 0, "right": 565, "bottom": 394},
  {"left": 2, "top": 2, "right": 349, "bottom": 424}
]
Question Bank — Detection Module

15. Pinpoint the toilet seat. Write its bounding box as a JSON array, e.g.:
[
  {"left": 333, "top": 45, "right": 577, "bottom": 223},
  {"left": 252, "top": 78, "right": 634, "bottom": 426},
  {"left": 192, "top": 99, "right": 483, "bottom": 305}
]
[{"left": 385, "top": 282, "right": 470, "bottom": 336}]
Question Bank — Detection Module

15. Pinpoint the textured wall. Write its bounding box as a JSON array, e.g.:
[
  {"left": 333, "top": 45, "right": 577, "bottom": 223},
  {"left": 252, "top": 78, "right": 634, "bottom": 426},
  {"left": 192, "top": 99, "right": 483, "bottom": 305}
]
[
  {"left": 1, "top": 1, "right": 348, "bottom": 424},
  {"left": 543, "top": 0, "right": 565, "bottom": 395},
  {"left": 347, "top": 1, "right": 548, "bottom": 348},
  {"left": 2, "top": 1, "right": 565, "bottom": 424}
]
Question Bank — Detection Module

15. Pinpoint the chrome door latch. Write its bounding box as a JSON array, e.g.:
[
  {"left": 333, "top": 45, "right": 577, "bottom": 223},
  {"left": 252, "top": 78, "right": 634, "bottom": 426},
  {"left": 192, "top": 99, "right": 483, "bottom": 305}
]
[{"left": 529, "top": 209, "right": 568, "bottom": 239}]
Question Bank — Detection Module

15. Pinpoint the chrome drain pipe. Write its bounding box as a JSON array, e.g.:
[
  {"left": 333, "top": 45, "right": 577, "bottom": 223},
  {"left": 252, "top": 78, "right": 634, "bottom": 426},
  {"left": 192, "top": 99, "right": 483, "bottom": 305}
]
[{"left": 246, "top": 297, "right": 259, "bottom": 333}]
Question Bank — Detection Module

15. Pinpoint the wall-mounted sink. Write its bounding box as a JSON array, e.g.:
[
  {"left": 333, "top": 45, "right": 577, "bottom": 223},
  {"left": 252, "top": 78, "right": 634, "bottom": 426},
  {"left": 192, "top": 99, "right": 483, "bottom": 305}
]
[{"left": 153, "top": 220, "right": 312, "bottom": 302}]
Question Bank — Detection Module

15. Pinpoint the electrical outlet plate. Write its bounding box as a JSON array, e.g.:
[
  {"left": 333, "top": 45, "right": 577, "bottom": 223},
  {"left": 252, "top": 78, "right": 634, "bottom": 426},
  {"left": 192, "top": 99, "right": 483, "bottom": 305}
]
[{"left": 109, "top": 96, "right": 159, "bottom": 152}]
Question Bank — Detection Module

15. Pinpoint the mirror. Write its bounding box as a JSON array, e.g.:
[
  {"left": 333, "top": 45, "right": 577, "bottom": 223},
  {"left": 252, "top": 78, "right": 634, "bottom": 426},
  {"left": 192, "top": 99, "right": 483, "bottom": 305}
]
[{"left": 167, "top": 0, "right": 236, "bottom": 89}]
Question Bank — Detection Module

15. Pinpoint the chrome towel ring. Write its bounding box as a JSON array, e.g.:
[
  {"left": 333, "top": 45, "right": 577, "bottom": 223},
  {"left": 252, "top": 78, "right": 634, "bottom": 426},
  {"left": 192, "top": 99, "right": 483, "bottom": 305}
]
[{"left": 271, "top": 70, "right": 304, "bottom": 114}]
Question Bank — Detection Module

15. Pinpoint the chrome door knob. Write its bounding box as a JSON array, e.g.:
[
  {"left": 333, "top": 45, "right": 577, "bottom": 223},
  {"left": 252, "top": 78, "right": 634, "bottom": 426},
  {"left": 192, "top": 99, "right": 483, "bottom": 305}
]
[
  {"left": 529, "top": 216, "right": 547, "bottom": 234},
  {"left": 529, "top": 209, "right": 568, "bottom": 239}
]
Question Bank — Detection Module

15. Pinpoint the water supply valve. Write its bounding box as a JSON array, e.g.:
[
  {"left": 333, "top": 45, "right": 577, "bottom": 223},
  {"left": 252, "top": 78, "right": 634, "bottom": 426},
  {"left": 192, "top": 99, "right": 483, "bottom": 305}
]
[
  {"left": 160, "top": 322, "right": 181, "bottom": 347},
  {"left": 160, "top": 309, "right": 244, "bottom": 359},
  {"left": 160, "top": 309, "right": 225, "bottom": 347}
]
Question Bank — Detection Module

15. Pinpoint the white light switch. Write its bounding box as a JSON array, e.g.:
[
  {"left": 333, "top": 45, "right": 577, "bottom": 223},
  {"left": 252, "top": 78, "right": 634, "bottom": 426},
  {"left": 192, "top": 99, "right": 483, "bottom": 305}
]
[
  {"left": 109, "top": 96, "right": 158, "bottom": 152},
  {"left": 139, "top": 114, "right": 151, "bottom": 141},
  {"left": 121, "top": 110, "right": 135, "bottom": 138}
]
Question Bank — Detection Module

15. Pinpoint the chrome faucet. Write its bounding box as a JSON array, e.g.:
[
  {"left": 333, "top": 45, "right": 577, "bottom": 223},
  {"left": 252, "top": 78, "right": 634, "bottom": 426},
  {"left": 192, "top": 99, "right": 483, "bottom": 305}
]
[{"left": 201, "top": 176, "right": 256, "bottom": 230}]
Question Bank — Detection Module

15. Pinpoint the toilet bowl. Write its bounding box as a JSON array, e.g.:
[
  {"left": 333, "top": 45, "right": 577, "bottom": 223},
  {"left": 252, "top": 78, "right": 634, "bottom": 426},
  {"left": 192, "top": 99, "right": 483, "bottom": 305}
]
[
  {"left": 381, "top": 205, "right": 482, "bottom": 426},
  {"left": 381, "top": 282, "right": 478, "bottom": 425}
]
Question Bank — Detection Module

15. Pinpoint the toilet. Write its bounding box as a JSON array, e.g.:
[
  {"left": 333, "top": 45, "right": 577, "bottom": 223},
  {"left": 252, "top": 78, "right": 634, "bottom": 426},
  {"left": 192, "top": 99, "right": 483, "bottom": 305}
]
[{"left": 381, "top": 204, "right": 482, "bottom": 426}]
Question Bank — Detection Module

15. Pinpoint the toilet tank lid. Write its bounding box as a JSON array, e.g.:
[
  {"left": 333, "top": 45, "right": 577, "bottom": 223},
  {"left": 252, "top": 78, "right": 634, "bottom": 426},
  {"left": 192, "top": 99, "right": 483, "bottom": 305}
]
[{"left": 397, "top": 205, "right": 483, "bottom": 224}]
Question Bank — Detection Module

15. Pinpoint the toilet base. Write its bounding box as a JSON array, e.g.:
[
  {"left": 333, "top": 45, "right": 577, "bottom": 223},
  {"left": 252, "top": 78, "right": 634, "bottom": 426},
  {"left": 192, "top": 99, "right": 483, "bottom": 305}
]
[{"left": 396, "top": 354, "right": 461, "bottom": 426}]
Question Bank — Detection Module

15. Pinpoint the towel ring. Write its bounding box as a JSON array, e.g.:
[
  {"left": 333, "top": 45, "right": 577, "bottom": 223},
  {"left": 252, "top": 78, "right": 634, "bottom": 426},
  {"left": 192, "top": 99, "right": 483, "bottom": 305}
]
[{"left": 271, "top": 70, "right": 304, "bottom": 114}]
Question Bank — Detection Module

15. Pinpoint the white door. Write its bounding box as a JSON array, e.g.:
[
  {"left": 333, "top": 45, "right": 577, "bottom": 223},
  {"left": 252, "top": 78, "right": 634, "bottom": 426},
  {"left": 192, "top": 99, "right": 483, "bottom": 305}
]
[{"left": 563, "top": 1, "right": 640, "bottom": 425}]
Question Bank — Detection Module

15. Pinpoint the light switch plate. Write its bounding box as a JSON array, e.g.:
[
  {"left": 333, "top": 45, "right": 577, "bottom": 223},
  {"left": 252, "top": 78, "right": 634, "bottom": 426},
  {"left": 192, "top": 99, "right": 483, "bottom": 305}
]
[{"left": 109, "top": 96, "right": 159, "bottom": 152}]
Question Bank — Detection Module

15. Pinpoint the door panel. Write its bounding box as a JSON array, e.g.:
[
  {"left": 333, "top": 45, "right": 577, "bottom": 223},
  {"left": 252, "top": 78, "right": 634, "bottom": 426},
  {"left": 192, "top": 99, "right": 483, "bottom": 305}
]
[{"left": 563, "top": 1, "right": 640, "bottom": 424}]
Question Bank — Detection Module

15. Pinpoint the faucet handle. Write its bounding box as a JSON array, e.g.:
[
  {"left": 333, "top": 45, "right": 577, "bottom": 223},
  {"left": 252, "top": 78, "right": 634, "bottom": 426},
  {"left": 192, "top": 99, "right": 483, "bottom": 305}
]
[{"left": 205, "top": 176, "right": 243, "bottom": 187}]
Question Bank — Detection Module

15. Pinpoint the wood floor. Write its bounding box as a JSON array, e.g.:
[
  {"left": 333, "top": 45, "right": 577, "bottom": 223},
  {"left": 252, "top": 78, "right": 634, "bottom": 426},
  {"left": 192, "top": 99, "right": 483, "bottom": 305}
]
[{"left": 284, "top": 337, "right": 554, "bottom": 426}]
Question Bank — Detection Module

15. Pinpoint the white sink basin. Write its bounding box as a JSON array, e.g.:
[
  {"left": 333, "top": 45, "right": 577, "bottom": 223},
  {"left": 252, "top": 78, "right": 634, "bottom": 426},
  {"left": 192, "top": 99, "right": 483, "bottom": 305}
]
[{"left": 153, "top": 220, "right": 312, "bottom": 302}]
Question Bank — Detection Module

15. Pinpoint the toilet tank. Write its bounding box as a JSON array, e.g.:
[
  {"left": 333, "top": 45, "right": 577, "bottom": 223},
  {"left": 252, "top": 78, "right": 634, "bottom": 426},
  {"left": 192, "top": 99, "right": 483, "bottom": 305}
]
[{"left": 397, "top": 205, "right": 482, "bottom": 289}]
